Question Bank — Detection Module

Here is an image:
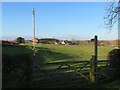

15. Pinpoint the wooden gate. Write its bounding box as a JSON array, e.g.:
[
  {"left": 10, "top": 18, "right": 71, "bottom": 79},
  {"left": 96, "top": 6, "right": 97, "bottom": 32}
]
[{"left": 32, "top": 35, "right": 110, "bottom": 88}]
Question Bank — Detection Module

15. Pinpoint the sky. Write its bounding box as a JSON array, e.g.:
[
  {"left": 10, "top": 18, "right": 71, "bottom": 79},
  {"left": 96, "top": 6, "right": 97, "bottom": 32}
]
[
  {"left": 2, "top": 0, "right": 119, "bottom": 2},
  {"left": 2, "top": 2, "right": 118, "bottom": 40}
]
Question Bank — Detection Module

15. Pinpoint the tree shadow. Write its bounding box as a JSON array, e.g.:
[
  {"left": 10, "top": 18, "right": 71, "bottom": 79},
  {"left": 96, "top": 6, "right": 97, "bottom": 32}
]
[
  {"left": 33, "top": 47, "right": 80, "bottom": 64},
  {"left": 32, "top": 47, "right": 91, "bottom": 88},
  {"left": 33, "top": 47, "right": 120, "bottom": 88},
  {"left": 2, "top": 45, "right": 92, "bottom": 88}
]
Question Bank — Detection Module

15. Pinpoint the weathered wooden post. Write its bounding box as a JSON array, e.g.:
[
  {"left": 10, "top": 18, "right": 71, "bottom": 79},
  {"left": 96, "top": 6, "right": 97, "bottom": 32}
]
[
  {"left": 90, "top": 55, "right": 95, "bottom": 82},
  {"left": 94, "top": 35, "right": 98, "bottom": 72},
  {"left": 90, "top": 35, "right": 98, "bottom": 82}
]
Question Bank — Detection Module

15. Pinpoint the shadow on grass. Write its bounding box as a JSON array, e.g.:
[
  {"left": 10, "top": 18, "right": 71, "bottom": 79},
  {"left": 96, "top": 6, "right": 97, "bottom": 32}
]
[
  {"left": 32, "top": 47, "right": 91, "bottom": 88},
  {"left": 3, "top": 45, "right": 87, "bottom": 88},
  {"left": 33, "top": 47, "right": 81, "bottom": 64},
  {"left": 33, "top": 47, "right": 120, "bottom": 88}
]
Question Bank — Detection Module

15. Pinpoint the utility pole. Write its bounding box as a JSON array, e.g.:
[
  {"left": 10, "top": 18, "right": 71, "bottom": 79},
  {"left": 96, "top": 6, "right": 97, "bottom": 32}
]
[{"left": 32, "top": 8, "right": 35, "bottom": 49}]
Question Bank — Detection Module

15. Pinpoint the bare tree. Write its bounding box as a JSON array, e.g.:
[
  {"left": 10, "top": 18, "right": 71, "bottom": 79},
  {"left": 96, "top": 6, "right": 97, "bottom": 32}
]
[
  {"left": 104, "top": 0, "right": 120, "bottom": 48},
  {"left": 104, "top": 0, "right": 119, "bottom": 29}
]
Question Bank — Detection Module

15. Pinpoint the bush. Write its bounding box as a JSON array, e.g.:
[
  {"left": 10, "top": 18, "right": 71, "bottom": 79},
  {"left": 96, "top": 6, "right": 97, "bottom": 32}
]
[
  {"left": 108, "top": 49, "right": 120, "bottom": 69},
  {"left": 2, "top": 53, "right": 31, "bottom": 88},
  {"left": 107, "top": 49, "right": 120, "bottom": 79}
]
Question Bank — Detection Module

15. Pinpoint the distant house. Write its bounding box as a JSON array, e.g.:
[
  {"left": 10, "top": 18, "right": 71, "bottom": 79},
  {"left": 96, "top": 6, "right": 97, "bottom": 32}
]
[
  {"left": 59, "top": 40, "right": 66, "bottom": 45},
  {"left": 61, "top": 41, "right": 66, "bottom": 45},
  {"left": 55, "top": 42, "right": 58, "bottom": 44},
  {"left": 59, "top": 40, "right": 77, "bottom": 45},
  {"left": 32, "top": 38, "right": 39, "bottom": 44}
]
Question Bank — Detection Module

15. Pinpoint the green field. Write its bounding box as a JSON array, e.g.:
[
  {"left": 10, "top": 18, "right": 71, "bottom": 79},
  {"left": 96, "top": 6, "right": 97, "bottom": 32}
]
[
  {"left": 3, "top": 44, "right": 114, "bottom": 61},
  {"left": 3, "top": 44, "right": 120, "bottom": 88},
  {"left": 34, "top": 44, "right": 114, "bottom": 62}
]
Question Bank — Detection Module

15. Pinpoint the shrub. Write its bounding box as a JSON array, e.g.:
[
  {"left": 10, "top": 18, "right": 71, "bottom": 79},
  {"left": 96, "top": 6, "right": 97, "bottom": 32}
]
[
  {"left": 2, "top": 53, "right": 31, "bottom": 88},
  {"left": 107, "top": 49, "right": 120, "bottom": 79}
]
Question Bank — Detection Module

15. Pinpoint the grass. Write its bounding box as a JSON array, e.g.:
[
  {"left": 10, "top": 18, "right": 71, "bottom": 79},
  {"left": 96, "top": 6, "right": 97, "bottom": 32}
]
[
  {"left": 3, "top": 44, "right": 113, "bottom": 61},
  {"left": 2, "top": 45, "right": 33, "bottom": 55},
  {"left": 35, "top": 44, "right": 113, "bottom": 60},
  {"left": 2, "top": 44, "right": 120, "bottom": 88}
]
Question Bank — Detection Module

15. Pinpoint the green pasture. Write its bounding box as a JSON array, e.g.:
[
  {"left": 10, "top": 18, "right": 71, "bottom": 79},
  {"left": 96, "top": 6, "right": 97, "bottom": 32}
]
[
  {"left": 2, "top": 44, "right": 120, "bottom": 88},
  {"left": 34, "top": 44, "right": 114, "bottom": 62},
  {"left": 3, "top": 44, "right": 114, "bottom": 61}
]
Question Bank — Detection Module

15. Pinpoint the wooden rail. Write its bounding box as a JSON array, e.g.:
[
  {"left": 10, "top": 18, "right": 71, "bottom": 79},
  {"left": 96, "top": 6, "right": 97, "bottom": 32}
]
[
  {"left": 45, "top": 60, "right": 109, "bottom": 64},
  {"left": 45, "top": 60, "right": 109, "bottom": 67},
  {"left": 43, "top": 59, "right": 109, "bottom": 81},
  {"left": 32, "top": 59, "right": 110, "bottom": 83}
]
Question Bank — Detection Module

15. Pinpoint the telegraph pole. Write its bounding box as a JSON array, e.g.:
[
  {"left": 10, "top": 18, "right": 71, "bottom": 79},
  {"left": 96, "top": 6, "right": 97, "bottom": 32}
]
[{"left": 32, "top": 8, "right": 35, "bottom": 49}]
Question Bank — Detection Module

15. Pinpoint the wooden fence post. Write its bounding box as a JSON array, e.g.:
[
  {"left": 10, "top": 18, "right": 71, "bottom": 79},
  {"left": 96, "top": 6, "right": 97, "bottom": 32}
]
[
  {"left": 90, "top": 55, "right": 95, "bottom": 82},
  {"left": 90, "top": 35, "right": 98, "bottom": 82},
  {"left": 94, "top": 35, "right": 98, "bottom": 70}
]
